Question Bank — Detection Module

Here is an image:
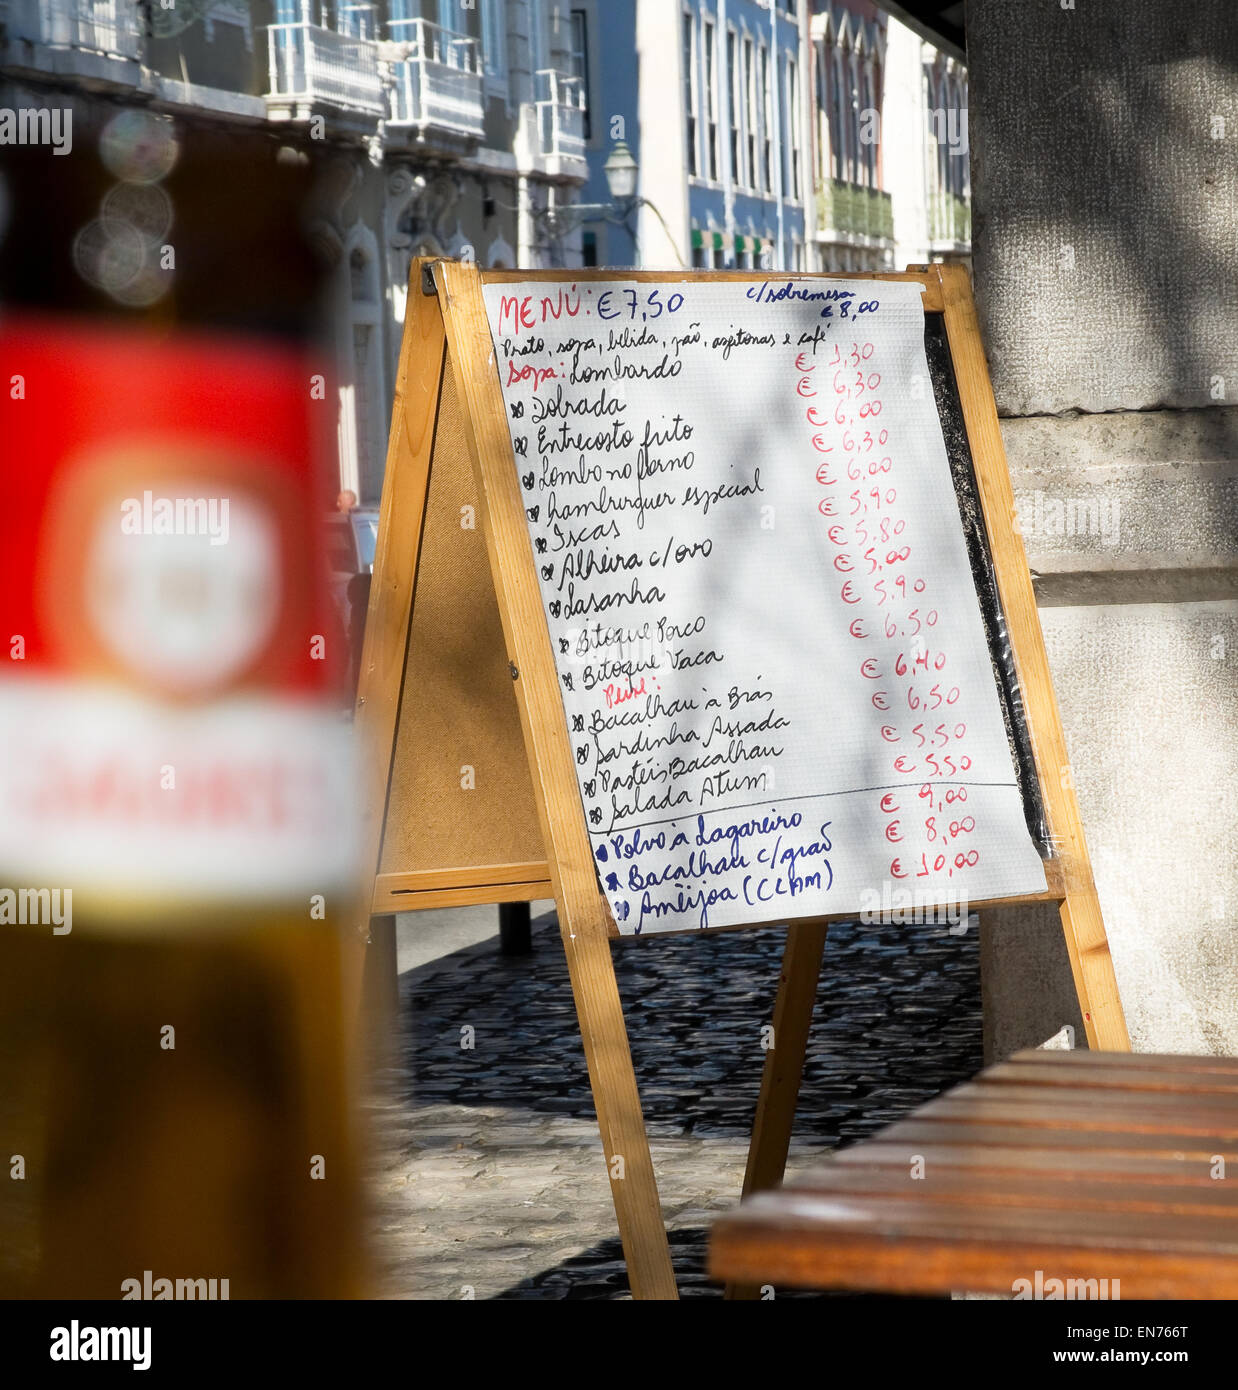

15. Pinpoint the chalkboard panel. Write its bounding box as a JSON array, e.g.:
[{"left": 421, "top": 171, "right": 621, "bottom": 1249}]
[{"left": 480, "top": 276, "right": 1049, "bottom": 934}]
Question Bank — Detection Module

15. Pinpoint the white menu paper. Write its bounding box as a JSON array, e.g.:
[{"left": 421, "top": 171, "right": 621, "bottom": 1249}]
[{"left": 482, "top": 277, "right": 1047, "bottom": 935}]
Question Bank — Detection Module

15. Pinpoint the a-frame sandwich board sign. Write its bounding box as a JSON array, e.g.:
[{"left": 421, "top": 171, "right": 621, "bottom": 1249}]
[{"left": 351, "top": 257, "right": 1129, "bottom": 1299}]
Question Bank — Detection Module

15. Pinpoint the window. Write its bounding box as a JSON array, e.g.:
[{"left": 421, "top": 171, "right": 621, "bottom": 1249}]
[
  {"left": 786, "top": 57, "right": 801, "bottom": 199},
  {"left": 582, "top": 230, "right": 598, "bottom": 267},
  {"left": 846, "top": 50, "right": 860, "bottom": 184},
  {"left": 437, "top": 0, "right": 466, "bottom": 35},
  {"left": 862, "top": 65, "right": 876, "bottom": 187},
  {"left": 692, "top": 243, "right": 706, "bottom": 269},
  {"left": 759, "top": 45, "right": 771, "bottom": 192},
  {"left": 936, "top": 73, "right": 949, "bottom": 200},
  {"left": 830, "top": 51, "right": 845, "bottom": 182},
  {"left": 744, "top": 36, "right": 756, "bottom": 188},
  {"left": 570, "top": 10, "right": 590, "bottom": 139},
  {"left": 727, "top": 30, "right": 740, "bottom": 183},
  {"left": 703, "top": 17, "right": 719, "bottom": 180},
  {"left": 528, "top": 0, "right": 547, "bottom": 79},
  {"left": 683, "top": 12, "right": 698, "bottom": 178},
  {"left": 481, "top": 0, "right": 506, "bottom": 84}
]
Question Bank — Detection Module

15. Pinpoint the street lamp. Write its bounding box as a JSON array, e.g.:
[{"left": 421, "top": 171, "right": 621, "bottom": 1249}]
[
  {"left": 603, "top": 140, "right": 639, "bottom": 205},
  {"left": 533, "top": 141, "right": 684, "bottom": 268}
]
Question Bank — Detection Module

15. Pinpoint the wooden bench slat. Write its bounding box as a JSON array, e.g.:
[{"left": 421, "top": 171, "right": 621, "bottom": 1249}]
[
  {"left": 831, "top": 1141, "right": 1227, "bottom": 1182},
  {"left": 722, "top": 1190, "right": 1238, "bottom": 1249},
  {"left": 708, "top": 1226, "right": 1238, "bottom": 1299},
  {"left": 783, "top": 1163, "right": 1238, "bottom": 1215},
  {"left": 881, "top": 1116, "right": 1238, "bottom": 1153},
  {"left": 1008, "top": 1049, "right": 1238, "bottom": 1075},
  {"left": 985, "top": 1060, "right": 1238, "bottom": 1094},
  {"left": 949, "top": 1079, "right": 1238, "bottom": 1117},
  {"left": 710, "top": 1050, "right": 1238, "bottom": 1297},
  {"left": 918, "top": 1093, "right": 1238, "bottom": 1137}
]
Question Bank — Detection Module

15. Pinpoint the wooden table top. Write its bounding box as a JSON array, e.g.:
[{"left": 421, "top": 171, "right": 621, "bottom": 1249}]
[{"left": 709, "top": 1049, "right": 1238, "bottom": 1299}]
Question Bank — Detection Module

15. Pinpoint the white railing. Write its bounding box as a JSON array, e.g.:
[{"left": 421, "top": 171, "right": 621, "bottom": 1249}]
[
  {"left": 535, "top": 68, "right": 586, "bottom": 161},
  {"left": 387, "top": 17, "right": 484, "bottom": 139},
  {"left": 9, "top": 0, "right": 141, "bottom": 60},
  {"left": 266, "top": 19, "right": 384, "bottom": 116}
]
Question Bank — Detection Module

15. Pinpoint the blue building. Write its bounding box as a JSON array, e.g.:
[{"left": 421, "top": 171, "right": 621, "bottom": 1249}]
[{"left": 562, "top": 1, "right": 811, "bottom": 271}]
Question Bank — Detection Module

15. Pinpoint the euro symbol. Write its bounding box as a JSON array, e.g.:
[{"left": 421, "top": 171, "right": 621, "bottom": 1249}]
[
  {"left": 818, "top": 497, "right": 838, "bottom": 516},
  {"left": 860, "top": 658, "right": 880, "bottom": 679},
  {"left": 890, "top": 858, "right": 908, "bottom": 879},
  {"left": 871, "top": 690, "right": 890, "bottom": 710},
  {"left": 885, "top": 820, "right": 903, "bottom": 843},
  {"left": 796, "top": 377, "right": 817, "bottom": 398},
  {"left": 841, "top": 580, "right": 861, "bottom": 604},
  {"left": 880, "top": 725, "right": 899, "bottom": 743},
  {"left": 816, "top": 464, "right": 836, "bottom": 486},
  {"left": 812, "top": 434, "right": 832, "bottom": 453},
  {"left": 795, "top": 352, "right": 815, "bottom": 371},
  {"left": 893, "top": 755, "right": 914, "bottom": 773},
  {"left": 880, "top": 793, "right": 899, "bottom": 813},
  {"left": 834, "top": 554, "right": 854, "bottom": 573},
  {"left": 807, "top": 407, "right": 828, "bottom": 425}
]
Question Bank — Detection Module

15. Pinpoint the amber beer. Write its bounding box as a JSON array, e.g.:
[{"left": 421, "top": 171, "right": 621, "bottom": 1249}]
[{"left": 0, "top": 120, "right": 366, "bottom": 1298}]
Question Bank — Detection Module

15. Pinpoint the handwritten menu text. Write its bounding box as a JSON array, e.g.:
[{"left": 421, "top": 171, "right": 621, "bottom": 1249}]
[{"left": 482, "top": 278, "right": 1046, "bottom": 935}]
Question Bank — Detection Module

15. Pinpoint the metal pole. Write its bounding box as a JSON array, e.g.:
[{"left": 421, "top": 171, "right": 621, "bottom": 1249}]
[{"left": 499, "top": 901, "right": 533, "bottom": 956}]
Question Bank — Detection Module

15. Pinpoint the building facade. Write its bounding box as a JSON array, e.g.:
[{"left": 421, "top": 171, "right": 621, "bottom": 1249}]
[
  {"left": 0, "top": 0, "right": 589, "bottom": 505},
  {"left": 564, "top": 0, "right": 967, "bottom": 277},
  {"left": 1, "top": 0, "right": 968, "bottom": 502},
  {"left": 809, "top": 0, "right": 969, "bottom": 272},
  {"left": 564, "top": 0, "right": 811, "bottom": 273}
]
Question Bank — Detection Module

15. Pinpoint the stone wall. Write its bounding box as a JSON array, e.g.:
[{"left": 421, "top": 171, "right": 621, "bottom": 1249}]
[{"left": 968, "top": 0, "right": 1238, "bottom": 1056}]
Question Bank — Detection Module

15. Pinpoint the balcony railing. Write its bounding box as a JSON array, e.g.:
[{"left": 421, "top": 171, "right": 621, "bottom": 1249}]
[
  {"left": 929, "top": 192, "right": 971, "bottom": 246},
  {"left": 8, "top": 0, "right": 141, "bottom": 60},
  {"left": 816, "top": 178, "right": 894, "bottom": 241},
  {"left": 387, "top": 17, "right": 483, "bottom": 139},
  {"left": 535, "top": 68, "right": 586, "bottom": 161},
  {"left": 266, "top": 19, "right": 384, "bottom": 117}
]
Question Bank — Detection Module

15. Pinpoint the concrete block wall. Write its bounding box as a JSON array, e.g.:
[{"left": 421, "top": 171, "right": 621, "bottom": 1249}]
[{"left": 968, "top": 0, "right": 1238, "bottom": 1057}]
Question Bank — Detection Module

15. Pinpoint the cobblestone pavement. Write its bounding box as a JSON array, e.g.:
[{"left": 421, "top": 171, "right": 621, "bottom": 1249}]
[{"left": 371, "top": 912, "right": 983, "bottom": 1300}]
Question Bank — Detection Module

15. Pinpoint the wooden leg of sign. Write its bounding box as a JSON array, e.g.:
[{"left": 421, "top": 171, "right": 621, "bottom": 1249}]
[
  {"left": 726, "top": 919, "right": 828, "bottom": 1300},
  {"left": 437, "top": 259, "right": 677, "bottom": 1300},
  {"left": 348, "top": 258, "right": 448, "bottom": 1040},
  {"left": 558, "top": 915, "right": 679, "bottom": 1299},
  {"left": 364, "top": 913, "right": 400, "bottom": 1016},
  {"left": 1059, "top": 892, "right": 1129, "bottom": 1051}
]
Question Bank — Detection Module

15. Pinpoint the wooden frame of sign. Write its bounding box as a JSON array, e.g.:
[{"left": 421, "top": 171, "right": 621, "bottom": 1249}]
[{"left": 352, "top": 258, "right": 1129, "bottom": 1300}]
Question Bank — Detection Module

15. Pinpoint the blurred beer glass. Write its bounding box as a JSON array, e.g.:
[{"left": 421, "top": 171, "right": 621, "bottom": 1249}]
[{"left": 0, "top": 112, "right": 368, "bottom": 1298}]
